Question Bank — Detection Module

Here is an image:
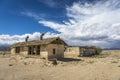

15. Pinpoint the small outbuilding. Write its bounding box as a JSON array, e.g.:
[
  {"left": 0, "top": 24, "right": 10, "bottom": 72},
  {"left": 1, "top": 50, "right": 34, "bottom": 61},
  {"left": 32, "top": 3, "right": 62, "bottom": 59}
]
[
  {"left": 11, "top": 37, "right": 67, "bottom": 59},
  {"left": 64, "top": 46, "right": 97, "bottom": 58}
]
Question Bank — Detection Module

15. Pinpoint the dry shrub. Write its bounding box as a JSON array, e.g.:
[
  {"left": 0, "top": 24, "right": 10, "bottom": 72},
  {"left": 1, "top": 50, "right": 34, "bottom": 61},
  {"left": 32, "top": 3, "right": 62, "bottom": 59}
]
[
  {"left": 118, "top": 78, "right": 120, "bottom": 80},
  {"left": 23, "top": 62, "right": 28, "bottom": 65},
  {"left": 118, "top": 65, "right": 120, "bottom": 67},
  {"left": 111, "top": 60, "right": 118, "bottom": 63},
  {"left": 9, "top": 63, "right": 13, "bottom": 66},
  {"left": 111, "top": 54, "right": 120, "bottom": 59},
  {"left": 87, "top": 60, "right": 95, "bottom": 64},
  {"left": 93, "top": 54, "right": 109, "bottom": 58}
]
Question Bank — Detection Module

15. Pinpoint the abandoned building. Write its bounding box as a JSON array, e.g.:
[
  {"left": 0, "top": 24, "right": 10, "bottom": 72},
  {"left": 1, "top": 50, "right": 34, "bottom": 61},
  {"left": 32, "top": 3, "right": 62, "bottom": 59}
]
[
  {"left": 64, "top": 46, "right": 97, "bottom": 58},
  {"left": 11, "top": 36, "right": 67, "bottom": 59},
  {"left": 11, "top": 33, "right": 100, "bottom": 59}
]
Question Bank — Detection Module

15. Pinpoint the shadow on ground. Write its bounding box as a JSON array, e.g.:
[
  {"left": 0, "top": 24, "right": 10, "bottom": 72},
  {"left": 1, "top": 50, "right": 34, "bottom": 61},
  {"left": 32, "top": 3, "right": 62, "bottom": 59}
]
[{"left": 57, "top": 58, "right": 81, "bottom": 62}]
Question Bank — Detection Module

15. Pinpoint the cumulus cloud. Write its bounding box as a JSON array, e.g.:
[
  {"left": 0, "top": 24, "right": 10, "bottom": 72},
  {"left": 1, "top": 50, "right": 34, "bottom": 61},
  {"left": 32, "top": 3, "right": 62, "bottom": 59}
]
[
  {"left": 38, "top": 0, "right": 120, "bottom": 48},
  {"left": 1, "top": 0, "right": 120, "bottom": 48},
  {"left": 0, "top": 32, "right": 59, "bottom": 45}
]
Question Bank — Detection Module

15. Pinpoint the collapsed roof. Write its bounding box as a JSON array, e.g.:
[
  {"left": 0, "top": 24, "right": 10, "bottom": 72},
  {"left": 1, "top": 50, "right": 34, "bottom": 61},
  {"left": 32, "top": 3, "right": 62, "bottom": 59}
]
[{"left": 11, "top": 37, "right": 67, "bottom": 48}]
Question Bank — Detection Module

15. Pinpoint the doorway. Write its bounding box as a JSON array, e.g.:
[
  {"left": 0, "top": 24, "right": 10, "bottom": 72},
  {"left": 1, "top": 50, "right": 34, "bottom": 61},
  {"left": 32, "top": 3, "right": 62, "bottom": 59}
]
[
  {"left": 28, "top": 47, "right": 32, "bottom": 55},
  {"left": 53, "top": 48, "right": 56, "bottom": 55}
]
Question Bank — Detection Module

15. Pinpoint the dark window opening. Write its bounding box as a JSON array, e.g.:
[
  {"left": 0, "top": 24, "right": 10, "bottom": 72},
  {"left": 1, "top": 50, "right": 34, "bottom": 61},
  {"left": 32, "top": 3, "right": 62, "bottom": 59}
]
[
  {"left": 28, "top": 46, "right": 40, "bottom": 55},
  {"left": 15, "top": 47, "right": 20, "bottom": 53},
  {"left": 37, "top": 46, "right": 40, "bottom": 55},
  {"left": 28, "top": 47, "right": 32, "bottom": 55},
  {"left": 33, "top": 46, "right": 36, "bottom": 55},
  {"left": 53, "top": 48, "right": 56, "bottom": 55}
]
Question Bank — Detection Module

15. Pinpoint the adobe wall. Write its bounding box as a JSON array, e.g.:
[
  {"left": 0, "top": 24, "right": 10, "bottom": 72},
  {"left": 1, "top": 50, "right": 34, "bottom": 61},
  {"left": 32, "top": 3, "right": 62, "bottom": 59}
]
[
  {"left": 47, "top": 44, "right": 65, "bottom": 59},
  {"left": 40, "top": 51, "right": 48, "bottom": 59},
  {"left": 11, "top": 48, "right": 16, "bottom": 55},
  {"left": 11, "top": 44, "right": 65, "bottom": 59},
  {"left": 20, "top": 51, "right": 28, "bottom": 56},
  {"left": 11, "top": 47, "right": 28, "bottom": 57},
  {"left": 64, "top": 47, "right": 80, "bottom": 58}
]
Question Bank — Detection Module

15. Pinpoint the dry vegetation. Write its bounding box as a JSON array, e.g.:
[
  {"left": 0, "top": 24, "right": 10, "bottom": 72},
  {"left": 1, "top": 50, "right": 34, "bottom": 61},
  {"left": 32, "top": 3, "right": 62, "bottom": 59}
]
[
  {"left": 0, "top": 51, "right": 10, "bottom": 54},
  {"left": 0, "top": 50, "right": 120, "bottom": 80}
]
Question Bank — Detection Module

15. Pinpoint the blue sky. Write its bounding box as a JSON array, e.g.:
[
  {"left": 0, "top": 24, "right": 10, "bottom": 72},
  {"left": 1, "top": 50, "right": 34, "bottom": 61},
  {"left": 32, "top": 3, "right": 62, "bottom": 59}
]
[
  {"left": 0, "top": 0, "right": 120, "bottom": 48},
  {"left": 0, "top": 0, "right": 97, "bottom": 35},
  {"left": 0, "top": 0, "right": 77, "bottom": 35}
]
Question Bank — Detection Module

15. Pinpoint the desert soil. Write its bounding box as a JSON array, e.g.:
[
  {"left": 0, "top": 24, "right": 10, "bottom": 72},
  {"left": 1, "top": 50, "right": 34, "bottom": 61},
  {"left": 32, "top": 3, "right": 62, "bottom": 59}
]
[{"left": 0, "top": 50, "right": 120, "bottom": 80}]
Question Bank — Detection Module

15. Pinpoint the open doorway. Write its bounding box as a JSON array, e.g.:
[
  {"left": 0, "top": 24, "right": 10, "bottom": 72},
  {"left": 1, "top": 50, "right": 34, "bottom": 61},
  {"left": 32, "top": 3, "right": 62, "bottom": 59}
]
[
  {"left": 53, "top": 48, "right": 56, "bottom": 55},
  {"left": 28, "top": 46, "right": 40, "bottom": 55},
  {"left": 15, "top": 47, "right": 20, "bottom": 54},
  {"left": 28, "top": 47, "right": 32, "bottom": 55},
  {"left": 37, "top": 46, "right": 40, "bottom": 55}
]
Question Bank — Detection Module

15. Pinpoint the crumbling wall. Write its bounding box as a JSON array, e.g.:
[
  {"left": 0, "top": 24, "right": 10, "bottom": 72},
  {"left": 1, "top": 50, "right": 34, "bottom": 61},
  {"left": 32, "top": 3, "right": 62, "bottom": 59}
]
[
  {"left": 20, "top": 51, "right": 28, "bottom": 56},
  {"left": 64, "top": 47, "right": 80, "bottom": 58},
  {"left": 40, "top": 51, "right": 48, "bottom": 59},
  {"left": 47, "top": 44, "right": 65, "bottom": 59},
  {"left": 11, "top": 48, "right": 16, "bottom": 55}
]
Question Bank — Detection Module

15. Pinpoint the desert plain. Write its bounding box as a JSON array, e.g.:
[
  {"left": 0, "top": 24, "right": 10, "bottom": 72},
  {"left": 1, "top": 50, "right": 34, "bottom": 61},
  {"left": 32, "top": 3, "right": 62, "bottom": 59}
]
[{"left": 0, "top": 50, "right": 120, "bottom": 80}]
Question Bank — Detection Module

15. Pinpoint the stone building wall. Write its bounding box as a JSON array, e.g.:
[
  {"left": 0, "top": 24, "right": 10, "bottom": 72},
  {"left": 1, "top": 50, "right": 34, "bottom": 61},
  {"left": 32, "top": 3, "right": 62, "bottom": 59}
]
[
  {"left": 64, "top": 47, "right": 80, "bottom": 58},
  {"left": 11, "top": 48, "right": 16, "bottom": 55},
  {"left": 47, "top": 44, "right": 65, "bottom": 58},
  {"left": 11, "top": 44, "right": 65, "bottom": 59}
]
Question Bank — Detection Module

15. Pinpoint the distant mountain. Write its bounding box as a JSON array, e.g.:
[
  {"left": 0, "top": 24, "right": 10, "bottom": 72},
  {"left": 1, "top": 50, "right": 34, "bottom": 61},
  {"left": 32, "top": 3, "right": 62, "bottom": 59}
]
[
  {"left": 0, "top": 45, "right": 10, "bottom": 51},
  {"left": 104, "top": 48, "right": 120, "bottom": 50}
]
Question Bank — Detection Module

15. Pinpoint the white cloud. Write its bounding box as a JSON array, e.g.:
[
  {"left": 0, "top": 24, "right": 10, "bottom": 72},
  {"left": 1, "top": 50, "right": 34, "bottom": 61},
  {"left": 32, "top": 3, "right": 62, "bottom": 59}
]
[
  {"left": 38, "top": 0, "right": 120, "bottom": 48},
  {"left": 1, "top": 0, "right": 120, "bottom": 48},
  {"left": 0, "top": 32, "right": 59, "bottom": 45}
]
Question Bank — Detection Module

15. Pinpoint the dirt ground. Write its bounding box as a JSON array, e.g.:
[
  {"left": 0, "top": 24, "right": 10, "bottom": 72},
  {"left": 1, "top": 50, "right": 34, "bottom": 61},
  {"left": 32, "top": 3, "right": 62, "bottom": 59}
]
[{"left": 0, "top": 50, "right": 120, "bottom": 80}]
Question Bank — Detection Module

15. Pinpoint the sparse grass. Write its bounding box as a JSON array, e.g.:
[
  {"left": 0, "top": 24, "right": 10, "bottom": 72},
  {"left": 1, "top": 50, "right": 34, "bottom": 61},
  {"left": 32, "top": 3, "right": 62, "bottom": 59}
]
[
  {"left": 25, "top": 56, "right": 29, "bottom": 58},
  {"left": 87, "top": 60, "right": 95, "bottom": 64},
  {"left": 111, "top": 54, "right": 120, "bottom": 59},
  {"left": 0, "top": 51, "right": 10, "bottom": 54},
  {"left": 93, "top": 54, "right": 109, "bottom": 58},
  {"left": 118, "top": 65, "right": 120, "bottom": 67},
  {"left": 111, "top": 60, "right": 118, "bottom": 63},
  {"left": 0, "top": 78, "right": 4, "bottom": 80},
  {"left": 0, "top": 51, "right": 11, "bottom": 58},
  {"left": 23, "top": 62, "right": 28, "bottom": 65},
  {"left": 118, "top": 78, "right": 120, "bottom": 80},
  {"left": 9, "top": 64, "right": 13, "bottom": 66}
]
